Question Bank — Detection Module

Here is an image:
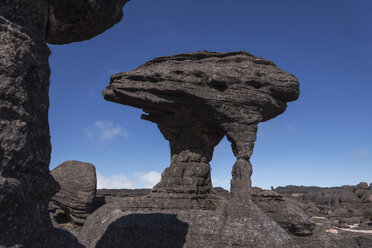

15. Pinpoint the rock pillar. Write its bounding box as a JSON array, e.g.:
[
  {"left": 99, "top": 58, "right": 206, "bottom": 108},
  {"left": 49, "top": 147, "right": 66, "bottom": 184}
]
[
  {"left": 146, "top": 112, "right": 224, "bottom": 209},
  {"left": 224, "top": 123, "right": 258, "bottom": 200},
  {"left": 0, "top": 2, "right": 59, "bottom": 245}
]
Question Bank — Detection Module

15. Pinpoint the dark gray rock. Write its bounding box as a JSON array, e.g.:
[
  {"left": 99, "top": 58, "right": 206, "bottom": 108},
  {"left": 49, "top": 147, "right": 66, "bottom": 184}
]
[
  {"left": 338, "top": 216, "right": 361, "bottom": 225},
  {"left": 293, "top": 226, "right": 372, "bottom": 248},
  {"left": 49, "top": 160, "right": 97, "bottom": 225},
  {"left": 356, "top": 182, "right": 369, "bottom": 190},
  {"left": 46, "top": 0, "right": 130, "bottom": 44},
  {"left": 0, "top": 1, "right": 128, "bottom": 246},
  {"left": 251, "top": 187, "right": 315, "bottom": 236},
  {"left": 103, "top": 51, "right": 299, "bottom": 207},
  {"left": 78, "top": 197, "right": 298, "bottom": 248},
  {"left": 97, "top": 51, "right": 300, "bottom": 246}
]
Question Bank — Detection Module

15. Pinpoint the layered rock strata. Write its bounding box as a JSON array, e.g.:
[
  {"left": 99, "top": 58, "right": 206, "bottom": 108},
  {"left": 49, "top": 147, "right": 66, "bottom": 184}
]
[
  {"left": 49, "top": 161, "right": 97, "bottom": 225},
  {"left": 78, "top": 197, "right": 298, "bottom": 248},
  {"left": 251, "top": 187, "right": 316, "bottom": 236},
  {"left": 276, "top": 183, "right": 372, "bottom": 227},
  {"left": 103, "top": 51, "right": 300, "bottom": 207},
  {"left": 0, "top": 1, "right": 128, "bottom": 246},
  {"left": 93, "top": 51, "right": 301, "bottom": 247}
]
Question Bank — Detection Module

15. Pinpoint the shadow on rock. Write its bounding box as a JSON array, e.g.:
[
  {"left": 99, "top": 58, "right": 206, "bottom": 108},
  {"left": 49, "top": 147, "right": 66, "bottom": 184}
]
[{"left": 96, "top": 213, "right": 188, "bottom": 248}]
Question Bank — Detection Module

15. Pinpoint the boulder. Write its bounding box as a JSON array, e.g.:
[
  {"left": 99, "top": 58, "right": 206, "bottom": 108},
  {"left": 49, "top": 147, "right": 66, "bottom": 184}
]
[
  {"left": 49, "top": 160, "right": 97, "bottom": 225},
  {"left": 0, "top": 1, "right": 128, "bottom": 246},
  {"left": 354, "top": 182, "right": 369, "bottom": 198},
  {"left": 251, "top": 188, "right": 315, "bottom": 236},
  {"left": 339, "top": 190, "right": 360, "bottom": 203}
]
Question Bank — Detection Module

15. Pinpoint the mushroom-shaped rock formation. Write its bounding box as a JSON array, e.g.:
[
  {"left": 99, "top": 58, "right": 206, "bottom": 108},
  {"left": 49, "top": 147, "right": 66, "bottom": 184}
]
[
  {"left": 103, "top": 51, "right": 299, "bottom": 208},
  {"left": 47, "top": 0, "right": 130, "bottom": 44},
  {"left": 0, "top": 1, "right": 128, "bottom": 246},
  {"left": 49, "top": 161, "right": 97, "bottom": 225}
]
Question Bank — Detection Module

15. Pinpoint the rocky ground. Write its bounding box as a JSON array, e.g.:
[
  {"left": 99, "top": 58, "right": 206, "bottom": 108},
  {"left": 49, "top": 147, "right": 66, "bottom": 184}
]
[{"left": 50, "top": 184, "right": 372, "bottom": 248}]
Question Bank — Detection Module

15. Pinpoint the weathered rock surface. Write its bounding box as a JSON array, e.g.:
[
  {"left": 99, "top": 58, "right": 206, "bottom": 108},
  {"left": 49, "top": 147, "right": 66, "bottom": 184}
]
[
  {"left": 251, "top": 187, "right": 316, "bottom": 236},
  {"left": 103, "top": 51, "right": 300, "bottom": 207},
  {"left": 275, "top": 183, "right": 372, "bottom": 227},
  {"left": 46, "top": 0, "right": 130, "bottom": 44},
  {"left": 95, "top": 51, "right": 301, "bottom": 246},
  {"left": 49, "top": 160, "right": 96, "bottom": 225},
  {"left": 78, "top": 197, "right": 298, "bottom": 248},
  {"left": 0, "top": 1, "right": 128, "bottom": 246},
  {"left": 80, "top": 188, "right": 372, "bottom": 248}
]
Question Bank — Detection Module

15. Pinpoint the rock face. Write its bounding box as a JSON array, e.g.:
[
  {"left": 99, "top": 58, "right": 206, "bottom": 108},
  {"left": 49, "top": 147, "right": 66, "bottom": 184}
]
[
  {"left": 95, "top": 51, "right": 301, "bottom": 247},
  {"left": 46, "top": 0, "right": 130, "bottom": 44},
  {"left": 103, "top": 51, "right": 300, "bottom": 207},
  {"left": 251, "top": 187, "right": 316, "bottom": 236},
  {"left": 0, "top": 1, "right": 128, "bottom": 246},
  {"left": 49, "top": 161, "right": 97, "bottom": 225},
  {"left": 78, "top": 197, "right": 298, "bottom": 248}
]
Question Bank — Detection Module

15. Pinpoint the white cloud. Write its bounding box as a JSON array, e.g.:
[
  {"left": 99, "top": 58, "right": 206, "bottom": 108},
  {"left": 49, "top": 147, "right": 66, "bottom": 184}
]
[
  {"left": 133, "top": 171, "right": 161, "bottom": 188},
  {"left": 83, "top": 120, "right": 127, "bottom": 142},
  {"left": 96, "top": 171, "right": 161, "bottom": 189},
  {"left": 354, "top": 148, "right": 369, "bottom": 159},
  {"left": 97, "top": 172, "right": 134, "bottom": 189}
]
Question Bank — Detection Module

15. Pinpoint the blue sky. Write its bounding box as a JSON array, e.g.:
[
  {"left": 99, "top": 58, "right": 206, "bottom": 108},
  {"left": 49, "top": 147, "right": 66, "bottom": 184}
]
[{"left": 48, "top": 0, "right": 371, "bottom": 190}]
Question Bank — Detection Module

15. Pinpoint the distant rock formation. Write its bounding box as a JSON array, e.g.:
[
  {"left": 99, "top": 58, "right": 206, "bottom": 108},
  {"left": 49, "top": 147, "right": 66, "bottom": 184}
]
[
  {"left": 103, "top": 51, "right": 300, "bottom": 207},
  {"left": 275, "top": 183, "right": 372, "bottom": 227},
  {"left": 0, "top": 1, "right": 128, "bottom": 246},
  {"left": 49, "top": 161, "right": 97, "bottom": 225}
]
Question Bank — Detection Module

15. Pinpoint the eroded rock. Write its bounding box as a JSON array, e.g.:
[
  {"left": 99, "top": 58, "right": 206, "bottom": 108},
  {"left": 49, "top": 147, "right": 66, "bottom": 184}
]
[
  {"left": 0, "top": 1, "right": 128, "bottom": 246},
  {"left": 251, "top": 187, "right": 316, "bottom": 236},
  {"left": 49, "top": 160, "right": 97, "bottom": 225},
  {"left": 78, "top": 197, "right": 298, "bottom": 248},
  {"left": 46, "top": 0, "right": 130, "bottom": 44},
  {"left": 103, "top": 51, "right": 299, "bottom": 207}
]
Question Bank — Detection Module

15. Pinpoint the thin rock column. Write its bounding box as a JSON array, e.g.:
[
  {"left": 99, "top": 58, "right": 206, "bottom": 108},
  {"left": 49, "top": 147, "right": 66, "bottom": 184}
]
[{"left": 224, "top": 123, "right": 258, "bottom": 200}]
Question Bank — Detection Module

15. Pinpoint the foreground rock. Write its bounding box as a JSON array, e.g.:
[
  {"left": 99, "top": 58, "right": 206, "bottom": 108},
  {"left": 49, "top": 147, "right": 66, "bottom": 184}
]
[
  {"left": 49, "top": 161, "right": 97, "bottom": 225},
  {"left": 0, "top": 1, "right": 128, "bottom": 246},
  {"left": 78, "top": 197, "right": 297, "bottom": 248},
  {"left": 81, "top": 187, "right": 372, "bottom": 248},
  {"left": 103, "top": 51, "right": 300, "bottom": 207}
]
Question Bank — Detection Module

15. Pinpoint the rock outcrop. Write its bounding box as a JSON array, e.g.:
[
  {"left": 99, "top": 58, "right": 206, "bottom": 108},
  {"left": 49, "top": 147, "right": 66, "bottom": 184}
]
[
  {"left": 103, "top": 51, "right": 300, "bottom": 207},
  {"left": 251, "top": 187, "right": 316, "bottom": 236},
  {"left": 275, "top": 183, "right": 372, "bottom": 227},
  {"left": 88, "top": 51, "right": 302, "bottom": 247},
  {"left": 49, "top": 161, "right": 97, "bottom": 225},
  {"left": 78, "top": 197, "right": 298, "bottom": 248},
  {"left": 0, "top": 1, "right": 128, "bottom": 246}
]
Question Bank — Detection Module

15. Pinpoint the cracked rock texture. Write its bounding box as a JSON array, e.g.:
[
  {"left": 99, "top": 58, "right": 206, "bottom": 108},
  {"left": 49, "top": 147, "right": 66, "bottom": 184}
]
[
  {"left": 251, "top": 187, "right": 316, "bottom": 236},
  {"left": 78, "top": 197, "right": 298, "bottom": 248},
  {"left": 103, "top": 51, "right": 300, "bottom": 207},
  {"left": 0, "top": 1, "right": 128, "bottom": 246},
  {"left": 49, "top": 161, "right": 97, "bottom": 225},
  {"left": 96, "top": 51, "right": 301, "bottom": 247}
]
